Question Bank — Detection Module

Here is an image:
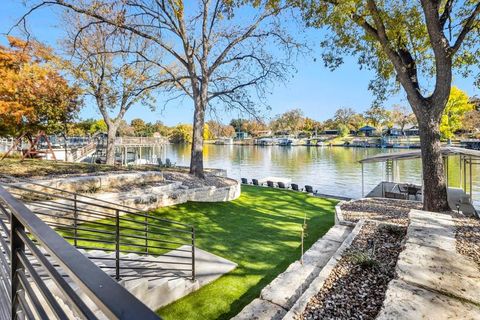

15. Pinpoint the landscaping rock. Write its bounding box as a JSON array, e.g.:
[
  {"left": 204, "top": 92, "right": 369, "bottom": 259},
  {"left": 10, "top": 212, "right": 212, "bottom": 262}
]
[
  {"left": 397, "top": 242, "right": 480, "bottom": 305},
  {"left": 340, "top": 198, "right": 421, "bottom": 226},
  {"left": 295, "top": 221, "right": 405, "bottom": 320},
  {"left": 320, "top": 225, "right": 352, "bottom": 243},
  {"left": 284, "top": 221, "right": 365, "bottom": 319},
  {"left": 454, "top": 214, "right": 480, "bottom": 270},
  {"left": 261, "top": 261, "right": 319, "bottom": 309},
  {"left": 162, "top": 171, "right": 236, "bottom": 189},
  {"left": 301, "top": 239, "right": 342, "bottom": 266},
  {"left": 235, "top": 225, "right": 353, "bottom": 319}
]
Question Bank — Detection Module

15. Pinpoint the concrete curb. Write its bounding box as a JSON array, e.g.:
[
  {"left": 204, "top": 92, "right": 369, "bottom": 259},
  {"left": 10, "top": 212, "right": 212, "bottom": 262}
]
[{"left": 282, "top": 220, "right": 365, "bottom": 320}]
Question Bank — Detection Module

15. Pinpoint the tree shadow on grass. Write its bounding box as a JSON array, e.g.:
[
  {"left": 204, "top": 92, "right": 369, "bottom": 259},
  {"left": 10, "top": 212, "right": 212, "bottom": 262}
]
[
  {"left": 155, "top": 186, "right": 336, "bottom": 319},
  {"left": 58, "top": 185, "right": 337, "bottom": 320}
]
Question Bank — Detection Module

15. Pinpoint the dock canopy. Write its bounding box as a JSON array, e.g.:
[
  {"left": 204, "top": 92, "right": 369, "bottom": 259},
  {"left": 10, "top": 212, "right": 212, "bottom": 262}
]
[
  {"left": 359, "top": 146, "right": 480, "bottom": 164},
  {"left": 358, "top": 147, "right": 480, "bottom": 216}
]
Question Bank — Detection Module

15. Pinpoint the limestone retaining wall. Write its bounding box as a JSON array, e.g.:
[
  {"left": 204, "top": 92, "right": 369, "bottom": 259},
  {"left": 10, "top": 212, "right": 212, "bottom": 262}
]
[
  {"left": 15, "top": 171, "right": 165, "bottom": 193},
  {"left": 233, "top": 223, "right": 358, "bottom": 320},
  {"left": 187, "top": 182, "right": 241, "bottom": 202},
  {"left": 19, "top": 174, "right": 240, "bottom": 222}
]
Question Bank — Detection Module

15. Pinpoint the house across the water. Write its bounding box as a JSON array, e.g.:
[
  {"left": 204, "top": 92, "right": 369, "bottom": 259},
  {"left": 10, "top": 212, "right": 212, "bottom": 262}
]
[{"left": 357, "top": 125, "right": 377, "bottom": 136}]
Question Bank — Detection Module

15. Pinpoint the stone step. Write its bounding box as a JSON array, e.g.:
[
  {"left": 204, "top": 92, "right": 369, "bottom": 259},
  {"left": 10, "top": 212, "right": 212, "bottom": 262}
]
[
  {"left": 232, "top": 224, "right": 354, "bottom": 320},
  {"left": 376, "top": 210, "right": 480, "bottom": 319}
]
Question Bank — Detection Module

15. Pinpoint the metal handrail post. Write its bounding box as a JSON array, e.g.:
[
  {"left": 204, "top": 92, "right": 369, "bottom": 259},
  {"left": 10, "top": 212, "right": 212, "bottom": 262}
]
[
  {"left": 73, "top": 194, "right": 78, "bottom": 247},
  {"left": 115, "top": 209, "right": 120, "bottom": 281},
  {"left": 191, "top": 226, "right": 195, "bottom": 281},
  {"left": 145, "top": 213, "right": 148, "bottom": 255},
  {"left": 10, "top": 213, "right": 24, "bottom": 318}
]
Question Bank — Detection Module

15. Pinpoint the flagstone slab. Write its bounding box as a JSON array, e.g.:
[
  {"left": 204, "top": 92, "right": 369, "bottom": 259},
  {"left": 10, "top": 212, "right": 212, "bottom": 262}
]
[{"left": 377, "top": 280, "right": 480, "bottom": 320}]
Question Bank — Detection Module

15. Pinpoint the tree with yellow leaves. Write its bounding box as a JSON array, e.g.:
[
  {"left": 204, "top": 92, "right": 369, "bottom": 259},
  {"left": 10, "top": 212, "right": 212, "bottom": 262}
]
[{"left": 440, "top": 87, "right": 475, "bottom": 142}]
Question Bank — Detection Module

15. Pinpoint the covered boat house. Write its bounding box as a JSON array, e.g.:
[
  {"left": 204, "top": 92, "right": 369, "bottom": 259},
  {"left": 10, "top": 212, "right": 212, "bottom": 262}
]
[{"left": 359, "top": 147, "right": 479, "bottom": 217}]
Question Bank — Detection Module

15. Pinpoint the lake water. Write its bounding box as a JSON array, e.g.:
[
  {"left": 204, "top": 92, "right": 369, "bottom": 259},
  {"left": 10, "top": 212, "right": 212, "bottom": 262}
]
[{"left": 165, "top": 144, "right": 480, "bottom": 205}]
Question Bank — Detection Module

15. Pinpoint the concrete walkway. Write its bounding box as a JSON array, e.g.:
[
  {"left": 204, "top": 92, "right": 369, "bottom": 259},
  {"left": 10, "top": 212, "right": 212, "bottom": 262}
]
[
  {"left": 377, "top": 210, "right": 480, "bottom": 319},
  {"left": 38, "top": 246, "right": 237, "bottom": 318}
]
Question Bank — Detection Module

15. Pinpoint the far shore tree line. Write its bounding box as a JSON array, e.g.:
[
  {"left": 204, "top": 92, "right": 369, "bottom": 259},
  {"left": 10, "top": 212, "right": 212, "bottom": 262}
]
[
  {"left": 31, "top": 85, "right": 480, "bottom": 146},
  {"left": 2, "top": 0, "right": 480, "bottom": 212},
  {"left": 62, "top": 118, "right": 235, "bottom": 144},
  {"left": 265, "top": 90, "right": 480, "bottom": 140}
]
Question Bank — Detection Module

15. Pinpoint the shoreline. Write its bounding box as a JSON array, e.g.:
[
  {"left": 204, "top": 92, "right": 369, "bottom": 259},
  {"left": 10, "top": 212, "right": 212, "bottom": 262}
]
[{"left": 205, "top": 142, "right": 427, "bottom": 149}]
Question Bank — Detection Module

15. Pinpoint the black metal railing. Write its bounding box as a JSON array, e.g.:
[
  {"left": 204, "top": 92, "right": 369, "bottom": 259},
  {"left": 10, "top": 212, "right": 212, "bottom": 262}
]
[
  {"left": 2, "top": 182, "right": 196, "bottom": 282},
  {"left": 0, "top": 185, "right": 161, "bottom": 319}
]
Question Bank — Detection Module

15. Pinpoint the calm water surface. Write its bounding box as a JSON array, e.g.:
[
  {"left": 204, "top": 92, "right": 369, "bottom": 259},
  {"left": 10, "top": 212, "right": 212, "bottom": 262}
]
[{"left": 165, "top": 144, "right": 480, "bottom": 205}]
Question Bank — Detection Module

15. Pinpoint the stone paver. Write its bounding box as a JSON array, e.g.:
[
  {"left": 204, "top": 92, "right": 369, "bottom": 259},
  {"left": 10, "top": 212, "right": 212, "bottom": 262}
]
[
  {"left": 377, "top": 280, "right": 480, "bottom": 320},
  {"left": 377, "top": 209, "right": 480, "bottom": 319},
  {"left": 397, "top": 210, "right": 480, "bottom": 305},
  {"left": 231, "top": 299, "right": 286, "bottom": 320},
  {"left": 260, "top": 239, "right": 342, "bottom": 309},
  {"left": 406, "top": 209, "right": 456, "bottom": 251},
  {"left": 396, "top": 242, "right": 480, "bottom": 304},
  {"left": 321, "top": 224, "right": 352, "bottom": 243},
  {"left": 260, "top": 261, "right": 319, "bottom": 310}
]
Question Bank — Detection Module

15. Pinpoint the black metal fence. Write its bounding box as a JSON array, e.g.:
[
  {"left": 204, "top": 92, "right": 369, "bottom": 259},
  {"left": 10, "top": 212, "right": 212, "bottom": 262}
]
[
  {"left": 0, "top": 185, "right": 161, "bottom": 319},
  {"left": 2, "top": 182, "right": 196, "bottom": 282}
]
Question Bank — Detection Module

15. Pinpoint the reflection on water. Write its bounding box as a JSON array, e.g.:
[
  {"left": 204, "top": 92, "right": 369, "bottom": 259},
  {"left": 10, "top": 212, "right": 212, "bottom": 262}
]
[{"left": 165, "top": 144, "right": 480, "bottom": 204}]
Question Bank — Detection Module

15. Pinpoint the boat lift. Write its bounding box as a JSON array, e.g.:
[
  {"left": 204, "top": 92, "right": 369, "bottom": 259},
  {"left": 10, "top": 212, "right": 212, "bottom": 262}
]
[{"left": 359, "top": 147, "right": 480, "bottom": 216}]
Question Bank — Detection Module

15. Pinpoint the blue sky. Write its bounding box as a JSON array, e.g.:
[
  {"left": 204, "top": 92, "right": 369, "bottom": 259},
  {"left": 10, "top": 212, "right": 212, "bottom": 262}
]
[{"left": 1, "top": 0, "right": 479, "bottom": 126}]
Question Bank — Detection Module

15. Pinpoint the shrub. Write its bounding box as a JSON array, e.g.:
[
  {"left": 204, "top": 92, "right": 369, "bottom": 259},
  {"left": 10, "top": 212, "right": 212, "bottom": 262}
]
[{"left": 347, "top": 249, "right": 379, "bottom": 269}]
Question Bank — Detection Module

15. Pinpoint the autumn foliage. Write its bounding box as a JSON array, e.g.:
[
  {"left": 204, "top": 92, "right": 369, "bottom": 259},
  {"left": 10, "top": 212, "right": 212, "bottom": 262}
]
[{"left": 0, "top": 36, "right": 81, "bottom": 136}]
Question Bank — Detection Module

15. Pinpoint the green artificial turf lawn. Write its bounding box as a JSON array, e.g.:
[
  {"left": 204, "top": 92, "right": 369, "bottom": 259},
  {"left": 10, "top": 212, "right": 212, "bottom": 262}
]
[
  {"left": 156, "top": 185, "right": 337, "bottom": 320},
  {"left": 58, "top": 185, "right": 336, "bottom": 319}
]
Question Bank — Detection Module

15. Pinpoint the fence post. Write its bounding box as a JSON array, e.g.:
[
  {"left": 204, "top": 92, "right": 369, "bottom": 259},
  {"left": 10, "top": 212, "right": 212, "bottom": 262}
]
[
  {"left": 191, "top": 226, "right": 195, "bottom": 281},
  {"left": 144, "top": 213, "right": 148, "bottom": 255},
  {"left": 10, "top": 213, "right": 25, "bottom": 317},
  {"left": 115, "top": 209, "right": 120, "bottom": 281},
  {"left": 73, "top": 194, "right": 78, "bottom": 247}
]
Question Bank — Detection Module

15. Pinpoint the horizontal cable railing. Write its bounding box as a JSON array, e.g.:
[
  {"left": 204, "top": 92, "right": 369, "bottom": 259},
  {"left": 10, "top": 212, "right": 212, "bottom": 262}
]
[
  {"left": 0, "top": 185, "right": 161, "bottom": 320},
  {"left": 2, "top": 181, "right": 195, "bottom": 282}
]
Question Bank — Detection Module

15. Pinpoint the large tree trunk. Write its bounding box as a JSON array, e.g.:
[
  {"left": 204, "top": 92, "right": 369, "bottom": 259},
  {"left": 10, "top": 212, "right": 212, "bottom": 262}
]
[
  {"left": 105, "top": 124, "right": 118, "bottom": 166},
  {"left": 417, "top": 117, "right": 450, "bottom": 212},
  {"left": 190, "top": 97, "right": 206, "bottom": 178}
]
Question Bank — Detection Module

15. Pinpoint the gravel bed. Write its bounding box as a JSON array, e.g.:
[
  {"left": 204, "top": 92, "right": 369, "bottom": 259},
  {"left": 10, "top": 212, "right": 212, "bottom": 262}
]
[
  {"left": 453, "top": 215, "right": 480, "bottom": 270},
  {"left": 341, "top": 198, "right": 422, "bottom": 226},
  {"left": 299, "top": 221, "right": 406, "bottom": 320},
  {"left": 162, "top": 171, "right": 235, "bottom": 188}
]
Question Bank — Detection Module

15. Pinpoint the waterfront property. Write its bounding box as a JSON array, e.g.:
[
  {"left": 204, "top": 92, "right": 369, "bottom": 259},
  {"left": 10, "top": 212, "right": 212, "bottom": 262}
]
[
  {"left": 1, "top": 150, "right": 479, "bottom": 320},
  {"left": 357, "top": 125, "right": 377, "bottom": 136},
  {"left": 0, "top": 159, "right": 337, "bottom": 319}
]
